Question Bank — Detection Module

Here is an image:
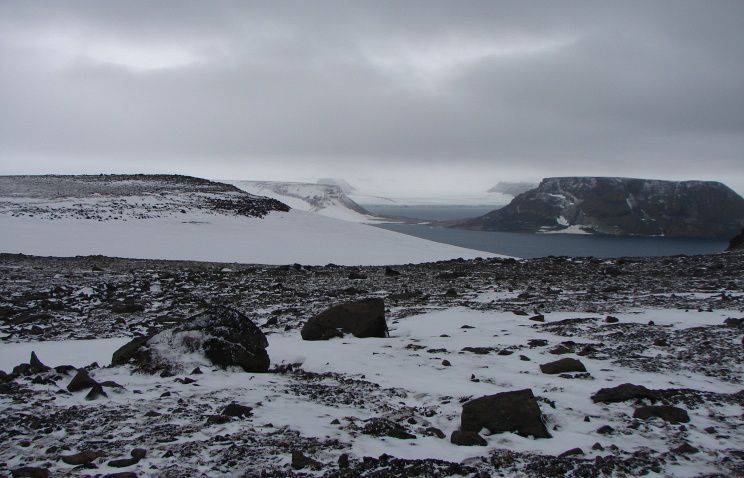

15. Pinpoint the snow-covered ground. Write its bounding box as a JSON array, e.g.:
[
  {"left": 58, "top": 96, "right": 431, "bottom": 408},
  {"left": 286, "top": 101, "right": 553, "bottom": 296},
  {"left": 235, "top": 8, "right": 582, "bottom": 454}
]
[
  {"left": 0, "top": 210, "right": 494, "bottom": 265},
  {"left": 1, "top": 307, "right": 740, "bottom": 477}
]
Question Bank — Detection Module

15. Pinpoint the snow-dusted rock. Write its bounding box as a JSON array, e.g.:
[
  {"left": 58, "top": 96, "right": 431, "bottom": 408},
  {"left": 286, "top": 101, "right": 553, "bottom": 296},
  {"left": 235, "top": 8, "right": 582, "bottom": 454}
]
[{"left": 111, "top": 306, "right": 269, "bottom": 374}]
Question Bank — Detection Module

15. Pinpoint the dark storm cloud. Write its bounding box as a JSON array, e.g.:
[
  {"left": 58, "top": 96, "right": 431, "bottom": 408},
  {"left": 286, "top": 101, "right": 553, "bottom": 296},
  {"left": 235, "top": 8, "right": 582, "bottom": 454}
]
[{"left": 0, "top": 1, "right": 742, "bottom": 193}]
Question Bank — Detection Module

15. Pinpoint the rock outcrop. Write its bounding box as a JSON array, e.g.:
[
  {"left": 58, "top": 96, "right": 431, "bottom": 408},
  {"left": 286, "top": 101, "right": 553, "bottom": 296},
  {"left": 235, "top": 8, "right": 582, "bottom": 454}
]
[
  {"left": 461, "top": 177, "right": 744, "bottom": 238},
  {"left": 301, "top": 298, "right": 387, "bottom": 340},
  {"left": 111, "top": 306, "right": 269, "bottom": 374}
]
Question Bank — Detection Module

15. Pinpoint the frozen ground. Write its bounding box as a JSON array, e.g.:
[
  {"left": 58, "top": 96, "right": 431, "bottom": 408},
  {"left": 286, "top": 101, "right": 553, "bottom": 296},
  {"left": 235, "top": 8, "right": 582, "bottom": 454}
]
[{"left": 1, "top": 252, "right": 742, "bottom": 477}]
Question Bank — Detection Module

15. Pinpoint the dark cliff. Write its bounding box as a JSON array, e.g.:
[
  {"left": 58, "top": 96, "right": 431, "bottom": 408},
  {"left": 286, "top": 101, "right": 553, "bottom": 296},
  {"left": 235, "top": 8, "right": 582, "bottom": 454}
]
[{"left": 459, "top": 177, "right": 744, "bottom": 238}]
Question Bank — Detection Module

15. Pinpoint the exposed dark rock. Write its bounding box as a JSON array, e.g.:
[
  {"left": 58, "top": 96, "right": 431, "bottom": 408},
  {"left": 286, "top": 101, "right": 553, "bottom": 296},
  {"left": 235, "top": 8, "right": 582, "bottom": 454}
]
[
  {"left": 459, "top": 177, "right": 744, "bottom": 238},
  {"left": 633, "top": 405, "right": 690, "bottom": 424},
  {"left": 460, "top": 389, "right": 551, "bottom": 438},
  {"left": 558, "top": 448, "right": 584, "bottom": 457},
  {"left": 301, "top": 298, "right": 387, "bottom": 340},
  {"left": 60, "top": 450, "right": 104, "bottom": 465},
  {"left": 85, "top": 384, "right": 108, "bottom": 400},
  {"left": 591, "top": 383, "right": 659, "bottom": 403},
  {"left": 291, "top": 450, "right": 321, "bottom": 470},
  {"left": 450, "top": 430, "right": 487, "bottom": 446},
  {"left": 423, "top": 427, "right": 446, "bottom": 439},
  {"left": 110, "top": 306, "right": 269, "bottom": 373},
  {"left": 28, "top": 352, "right": 50, "bottom": 374},
  {"left": 672, "top": 443, "right": 699, "bottom": 455},
  {"left": 362, "top": 417, "right": 415, "bottom": 439},
  {"left": 221, "top": 402, "right": 253, "bottom": 418},
  {"left": 539, "top": 357, "right": 587, "bottom": 374},
  {"left": 67, "top": 369, "right": 99, "bottom": 392},
  {"left": 11, "top": 467, "right": 50, "bottom": 478}
]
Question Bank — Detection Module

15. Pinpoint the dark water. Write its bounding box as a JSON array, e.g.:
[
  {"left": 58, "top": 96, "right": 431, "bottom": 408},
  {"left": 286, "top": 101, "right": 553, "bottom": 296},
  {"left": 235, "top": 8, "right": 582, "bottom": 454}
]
[
  {"left": 374, "top": 223, "right": 727, "bottom": 259},
  {"left": 363, "top": 204, "right": 497, "bottom": 221}
]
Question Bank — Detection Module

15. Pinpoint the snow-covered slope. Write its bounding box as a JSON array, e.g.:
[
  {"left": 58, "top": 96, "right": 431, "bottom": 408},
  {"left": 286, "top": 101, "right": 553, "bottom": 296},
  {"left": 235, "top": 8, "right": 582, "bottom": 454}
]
[
  {"left": 227, "top": 180, "right": 377, "bottom": 223},
  {"left": 0, "top": 175, "right": 494, "bottom": 265}
]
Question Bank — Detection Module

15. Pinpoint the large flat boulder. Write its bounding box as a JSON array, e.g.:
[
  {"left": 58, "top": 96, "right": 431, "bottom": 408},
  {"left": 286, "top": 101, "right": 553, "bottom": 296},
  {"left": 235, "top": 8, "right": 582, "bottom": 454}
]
[
  {"left": 459, "top": 389, "right": 551, "bottom": 439},
  {"left": 110, "top": 306, "right": 269, "bottom": 374},
  {"left": 591, "top": 383, "right": 659, "bottom": 403},
  {"left": 301, "top": 298, "right": 387, "bottom": 340}
]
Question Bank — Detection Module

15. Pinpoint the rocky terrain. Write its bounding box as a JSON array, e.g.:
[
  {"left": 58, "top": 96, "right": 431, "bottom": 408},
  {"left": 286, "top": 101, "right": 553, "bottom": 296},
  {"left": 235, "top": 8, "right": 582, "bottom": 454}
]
[
  {"left": 1, "top": 250, "right": 742, "bottom": 477},
  {"left": 462, "top": 177, "right": 744, "bottom": 238}
]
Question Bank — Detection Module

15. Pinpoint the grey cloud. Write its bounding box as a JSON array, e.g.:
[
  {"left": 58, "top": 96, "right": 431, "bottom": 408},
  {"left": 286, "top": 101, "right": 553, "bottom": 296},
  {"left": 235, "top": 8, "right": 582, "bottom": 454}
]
[{"left": 0, "top": 1, "right": 742, "bottom": 193}]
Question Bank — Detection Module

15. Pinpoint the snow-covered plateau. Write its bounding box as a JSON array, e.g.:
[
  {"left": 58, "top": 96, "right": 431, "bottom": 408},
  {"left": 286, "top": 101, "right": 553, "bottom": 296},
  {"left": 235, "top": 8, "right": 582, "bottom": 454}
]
[
  {"left": 0, "top": 175, "right": 493, "bottom": 265},
  {"left": 1, "top": 251, "right": 742, "bottom": 477}
]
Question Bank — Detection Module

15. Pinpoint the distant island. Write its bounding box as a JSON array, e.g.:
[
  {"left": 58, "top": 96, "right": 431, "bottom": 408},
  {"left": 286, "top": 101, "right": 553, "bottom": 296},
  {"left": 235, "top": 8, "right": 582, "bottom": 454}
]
[{"left": 461, "top": 177, "right": 744, "bottom": 238}]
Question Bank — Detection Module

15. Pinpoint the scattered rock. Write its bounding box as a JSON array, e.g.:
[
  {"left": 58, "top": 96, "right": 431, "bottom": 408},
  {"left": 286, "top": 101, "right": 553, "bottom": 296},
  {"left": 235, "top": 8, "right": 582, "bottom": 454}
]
[
  {"left": 362, "top": 417, "right": 415, "bottom": 439},
  {"left": 528, "top": 314, "right": 545, "bottom": 322}
]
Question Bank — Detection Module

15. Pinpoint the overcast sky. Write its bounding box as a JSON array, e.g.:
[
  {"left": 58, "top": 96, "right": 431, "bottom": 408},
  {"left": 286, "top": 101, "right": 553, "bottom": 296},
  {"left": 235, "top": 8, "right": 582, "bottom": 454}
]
[{"left": 1, "top": 1, "right": 742, "bottom": 195}]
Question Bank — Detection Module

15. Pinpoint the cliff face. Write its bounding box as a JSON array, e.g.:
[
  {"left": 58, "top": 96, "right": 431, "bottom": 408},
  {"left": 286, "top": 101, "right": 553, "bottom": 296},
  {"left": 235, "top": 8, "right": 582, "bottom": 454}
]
[{"left": 460, "top": 177, "right": 744, "bottom": 238}]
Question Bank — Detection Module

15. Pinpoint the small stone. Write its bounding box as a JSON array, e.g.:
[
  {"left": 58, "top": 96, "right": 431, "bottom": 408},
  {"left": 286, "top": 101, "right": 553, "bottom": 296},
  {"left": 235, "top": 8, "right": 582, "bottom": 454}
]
[
  {"left": 558, "top": 448, "right": 584, "bottom": 457},
  {"left": 450, "top": 430, "right": 487, "bottom": 446}
]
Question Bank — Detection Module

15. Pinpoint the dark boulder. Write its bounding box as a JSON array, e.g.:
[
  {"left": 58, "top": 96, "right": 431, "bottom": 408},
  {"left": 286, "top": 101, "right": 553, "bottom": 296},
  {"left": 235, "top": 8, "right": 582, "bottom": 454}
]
[
  {"left": 67, "top": 369, "right": 99, "bottom": 392},
  {"left": 591, "top": 383, "right": 659, "bottom": 403},
  {"left": 633, "top": 405, "right": 690, "bottom": 424},
  {"left": 539, "top": 358, "right": 587, "bottom": 375},
  {"left": 111, "top": 335, "right": 151, "bottom": 367},
  {"left": 29, "top": 352, "right": 50, "bottom": 374},
  {"left": 85, "top": 384, "right": 108, "bottom": 400},
  {"left": 11, "top": 467, "right": 50, "bottom": 478},
  {"left": 60, "top": 450, "right": 104, "bottom": 465},
  {"left": 301, "top": 298, "right": 387, "bottom": 341},
  {"left": 221, "top": 402, "right": 253, "bottom": 417},
  {"left": 450, "top": 430, "right": 487, "bottom": 446},
  {"left": 459, "top": 389, "right": 551, "bottom": 439},
  {"left": 110, "top": 306, "right": 269, "bottom": 374}
]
